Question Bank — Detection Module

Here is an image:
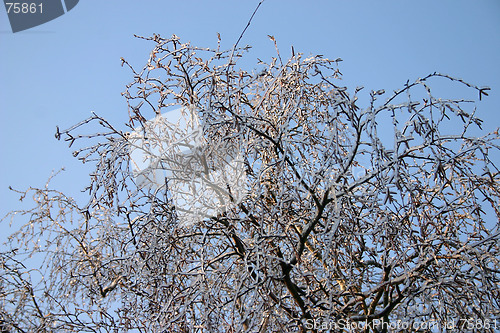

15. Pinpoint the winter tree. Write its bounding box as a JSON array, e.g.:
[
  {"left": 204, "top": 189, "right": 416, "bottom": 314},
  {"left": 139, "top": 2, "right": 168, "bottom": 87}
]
[{"left": 1, "top": 33, "right": 499, "bottom": 332}]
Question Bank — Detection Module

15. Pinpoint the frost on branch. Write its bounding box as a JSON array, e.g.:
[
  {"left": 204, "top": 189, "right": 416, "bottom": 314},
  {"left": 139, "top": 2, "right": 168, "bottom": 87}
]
[{"left": 1, "top": 34, "right": 500, "bottom": 332}]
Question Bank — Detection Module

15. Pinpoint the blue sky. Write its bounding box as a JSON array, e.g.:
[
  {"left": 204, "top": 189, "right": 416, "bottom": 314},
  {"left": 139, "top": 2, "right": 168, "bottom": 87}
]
[{"left": 1, "top": 0, "right": 499, "bottom": 221}]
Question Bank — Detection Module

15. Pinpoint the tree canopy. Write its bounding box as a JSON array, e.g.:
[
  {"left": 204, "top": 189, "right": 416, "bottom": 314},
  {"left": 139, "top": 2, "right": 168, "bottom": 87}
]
[{"left": 1, "top": 34, "right": 500, "bottom": 332}]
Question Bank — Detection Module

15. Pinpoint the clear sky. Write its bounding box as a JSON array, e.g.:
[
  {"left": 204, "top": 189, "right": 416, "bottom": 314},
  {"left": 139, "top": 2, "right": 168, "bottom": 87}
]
[{"left": 1, "top": 0, "right": 499, "bottom": 221}]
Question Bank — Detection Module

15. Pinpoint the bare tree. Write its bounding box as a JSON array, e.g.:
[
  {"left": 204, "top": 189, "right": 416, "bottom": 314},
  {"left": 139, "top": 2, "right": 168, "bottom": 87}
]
[{"left": 1, "top": 33, "right": 499, "bottom": 333}]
